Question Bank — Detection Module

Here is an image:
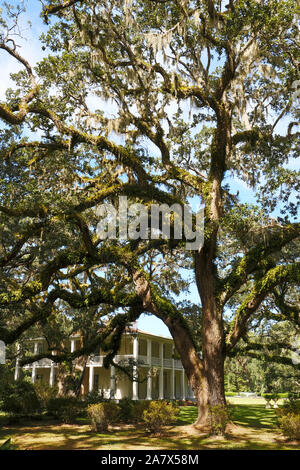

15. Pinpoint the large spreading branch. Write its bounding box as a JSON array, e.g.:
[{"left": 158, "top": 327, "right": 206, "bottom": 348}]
[
  {"left": 220, "top": 223, "right": 300, "bottom": 305},
  {"left": 226, "top": 262, "right": 300, "bottom": 351},
  {"left": 19, "top": 305, "right": 142, "bottom": 367}
]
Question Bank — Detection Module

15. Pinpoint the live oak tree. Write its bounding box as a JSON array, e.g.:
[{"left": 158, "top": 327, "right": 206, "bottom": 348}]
[{"left": 0, "top": 0, "right": 299, "bottom": 428}]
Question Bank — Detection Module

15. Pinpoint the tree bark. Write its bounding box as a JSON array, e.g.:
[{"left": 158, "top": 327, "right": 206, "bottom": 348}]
[
  {"left": 74, "top": 355, "right": 88, "bottom": 397},
  {"left": 132, "top": 268, "right": 226, "bottom": 429},
  {"left": 165, "top": 310, "right": 225, "bottom": 428},
  {"left": 194, "top": 232, "right": 227, "bottom": 426},
  {"left": 195, "top": 301, "right": 226, "bottom": 426}
]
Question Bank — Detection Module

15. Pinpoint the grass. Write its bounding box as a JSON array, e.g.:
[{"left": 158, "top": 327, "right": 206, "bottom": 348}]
[{"left": 0, "top": 399, "right": 299, "bottom": 450}]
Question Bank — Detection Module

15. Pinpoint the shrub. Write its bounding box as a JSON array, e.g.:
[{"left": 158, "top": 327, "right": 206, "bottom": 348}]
[
  {"left": 288, "top": 392, "right": 300, "bottom": 400},
  {"left": 0, "top": 378, "right": 41, "bottom": 415},
  {"left": 262, "top": 393, "right": 278, "bottom": 408},
  {"left": 46, "top": 397, "right": 83, "bottom": 423},
  {"left": 34, "top": 382, "right": 58, "bottom": 409},
  {"left": 277, "top": 413, "right": 300, "bottom": 441},
  {"left": 225, "top": 392, "right": 236, "bottom": 397},
  {"left": 275, "top": 396, "right": 300, "bottom": 441},
  {"left": 173, "top": 399, "right": 183, "bottom": 406},
  {"left": 142, "top": 401, "right": 179, "bottom": 435},
  {"left": 278, "top": 393, "right": 289, "bottom": 399},
  {"left": 281, "top": 398, "right": 300, "bottom": 415},
  {"left": 82, "top": 390, "right": 107, "bottom": 407},
  {"left": 131, "top": 400, "right": 151, "bottom": 422},
  {"left": 262, "top": 393, "right": 276, "bottom": 401},
  {"left": 87, "top": 402, "right": 120, "bottom": 432},
  {"left": 118, "top": 398, "right": 135, "bottom": 423},
  {"left": 209, "top": 404, "right": 230, "bottom": 436}
]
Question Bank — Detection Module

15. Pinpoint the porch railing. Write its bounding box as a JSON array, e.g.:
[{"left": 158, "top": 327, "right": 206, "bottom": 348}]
[{"left": 23, "top": 354, "right": 184, "bottom": 369}]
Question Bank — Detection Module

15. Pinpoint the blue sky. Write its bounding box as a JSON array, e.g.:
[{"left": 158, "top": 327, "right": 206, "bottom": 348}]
[{"left": 1, "top": 1, "right": 298, "bottom": 338}]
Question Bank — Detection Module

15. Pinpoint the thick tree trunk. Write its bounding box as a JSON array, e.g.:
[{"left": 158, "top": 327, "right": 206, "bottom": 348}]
[
  {"left": 132, "top": 269, "right": 226, "bottom": 430},
  {"left": 194, "top": 341, "right": 226, "bottom": 427},
  {"left": 74, "top": 355, "right": 88, "bottom": 397},
  {"left": 56, "top": 355, "right": 88, "bottom": 396},
  {"left": 194, "top": 248, "right": 227, "bottom": 426},
  {"left": 166, "top": 314, "right": 225, "bottom": 429}
]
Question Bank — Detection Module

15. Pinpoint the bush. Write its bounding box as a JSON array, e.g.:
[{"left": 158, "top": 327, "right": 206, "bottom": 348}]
[
  {"left": 82, "top": 390, "right": 106, "bottom": 406},
  {"left": 225, "top": 392, "right": 236, "bottom": 397},
  {"left": 209, "top": 404, "right": 230, "bottom": 436},
  {"left": 118, "top": 398, "right": 135, "bottom": 423},
  {"left": 142, "top": 401, "right": 179, "bottom": 435},
  {"left": 262, "top": 393, "right": 277, "bottom": 401},
  {"left": 277, "top": 414, "right": 300, "bottom": 441},
  {"left": 262, "top": 393, "right": 278, "bottom": 408},
  {"left": 132, "top": 400, "right": 151, "bottom": 422},
  {"left": 278, "top": 393, "right": 289, "bottom": 399},
  {"left": 275, "top": 397, "right": 300, "bottom": 441},
  {"left": 46, "top": 397, "right": 83, "bottom": 423},
  {"left": 280, "top": 398, "right": 300, "bottom": 415},
  {"left": 34, "top": 382, "right": 58, "bottom": 409},
  {"left": 116, "top": 399, "right": 152, "bottom": 423},
  {"left": 0, "top": 378, "right": 41, "bottom": 415},
  {"left": 87, "top": 402, "right": 120, "bottom": 432},
  {"left": 288, "top": 392, "right": 300, "bottom": 400},
  {"left": 173, "top": 399, "right": 183, "bottom": 406}
]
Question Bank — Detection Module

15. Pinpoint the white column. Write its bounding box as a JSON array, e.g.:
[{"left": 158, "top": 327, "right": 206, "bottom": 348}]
[
  {"left": 71, "top": 339, "right": 76, "bottom": 353},
  {"left": 171, "top": 347, "right": 175, "bottom": 400},
  {"left": 132, "top": 335, "right": 139, "bottom": 400},
  {"left": 159, "top": 342, "right": 164, "bottom": 399},
  {"left": 31, "top": 342, "right": 38, "bottom": 383},
  {"left": 14, "top": 343, "right": 20, "bottom": 381},
  {"left": 146, "top": 339, "right": 152, "bottom": 400},
  {"left": 89, "top": 365, "right": 94, "bottom": 392},
  {"left": 49, "top": 362, "right": 55, "bottom": 387},
  {"left": 181, "top": 369, "right": 186, "bottom": 401},
  {"left": 110, "top": 365, "right": 116, "bottom": 399}
]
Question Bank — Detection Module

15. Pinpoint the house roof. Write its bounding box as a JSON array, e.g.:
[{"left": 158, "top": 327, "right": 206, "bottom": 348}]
[
  {"left": 26, "top": 328, "right": 173, "bottom": 342},
  {"left": 128, "top": 328, "right": 173, "bottom": 341}
]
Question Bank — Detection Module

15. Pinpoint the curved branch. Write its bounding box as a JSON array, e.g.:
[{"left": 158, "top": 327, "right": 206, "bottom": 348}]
[
  {"left": 226, "top": 262, "right": 300, "bottom": 351},
  {"left": 220, "top": 223, "right": 300, "bottom": 305}
]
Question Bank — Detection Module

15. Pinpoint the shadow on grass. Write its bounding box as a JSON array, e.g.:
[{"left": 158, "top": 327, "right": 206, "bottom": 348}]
[
  {"left": 1, "top": 421, "right": 299, "bottom": 451},
  {"left": 177, "top": 406, "right": 198, "bottom": 426},
  {"left": 0, "top": 404, "right": 298, "bottom": 451},
  {"left": 228, "top": 404, "right": 277, "bottom": 430},
  {"left": 0, "top": 422, "right": 206, "bottom": 451},
  {"left": 177, "top": 404, "right": 277, "bottom": 430}
]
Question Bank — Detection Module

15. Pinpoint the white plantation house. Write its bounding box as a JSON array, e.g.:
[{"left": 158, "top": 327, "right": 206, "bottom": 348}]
[{"left": 15, "top": 327, "right": 195, "bottom": 401}]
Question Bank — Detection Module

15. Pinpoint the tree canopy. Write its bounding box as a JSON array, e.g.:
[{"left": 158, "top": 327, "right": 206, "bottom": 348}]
[{"left": 0, "top": 0, "right": 299, "bottom": 426}]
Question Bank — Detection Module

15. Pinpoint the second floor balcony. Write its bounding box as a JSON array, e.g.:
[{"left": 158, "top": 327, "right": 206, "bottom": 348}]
[
  {"left": 22, "top": 330, "right": 184, "bottom": 370},
  {"left": 88, "top": 354, "right": 183, "bottom": 369}
]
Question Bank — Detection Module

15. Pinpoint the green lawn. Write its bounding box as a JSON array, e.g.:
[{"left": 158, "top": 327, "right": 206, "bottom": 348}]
[{"left": 0, "top": 401, "right": 299, "bottom": 450}]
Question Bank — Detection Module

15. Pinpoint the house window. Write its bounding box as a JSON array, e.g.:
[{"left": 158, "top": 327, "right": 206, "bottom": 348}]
[
  {"left": 152, "top": 342, "right": 159, "bottom": 357},
  {"left": 94, "top": 374, "right": 99, "bottom": 391},
  {"left": 138, "top": 339, "right": 147, "bottom": 356},
  {"left": 164, "top": 343, "right": 172, "bottom": 359}
]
